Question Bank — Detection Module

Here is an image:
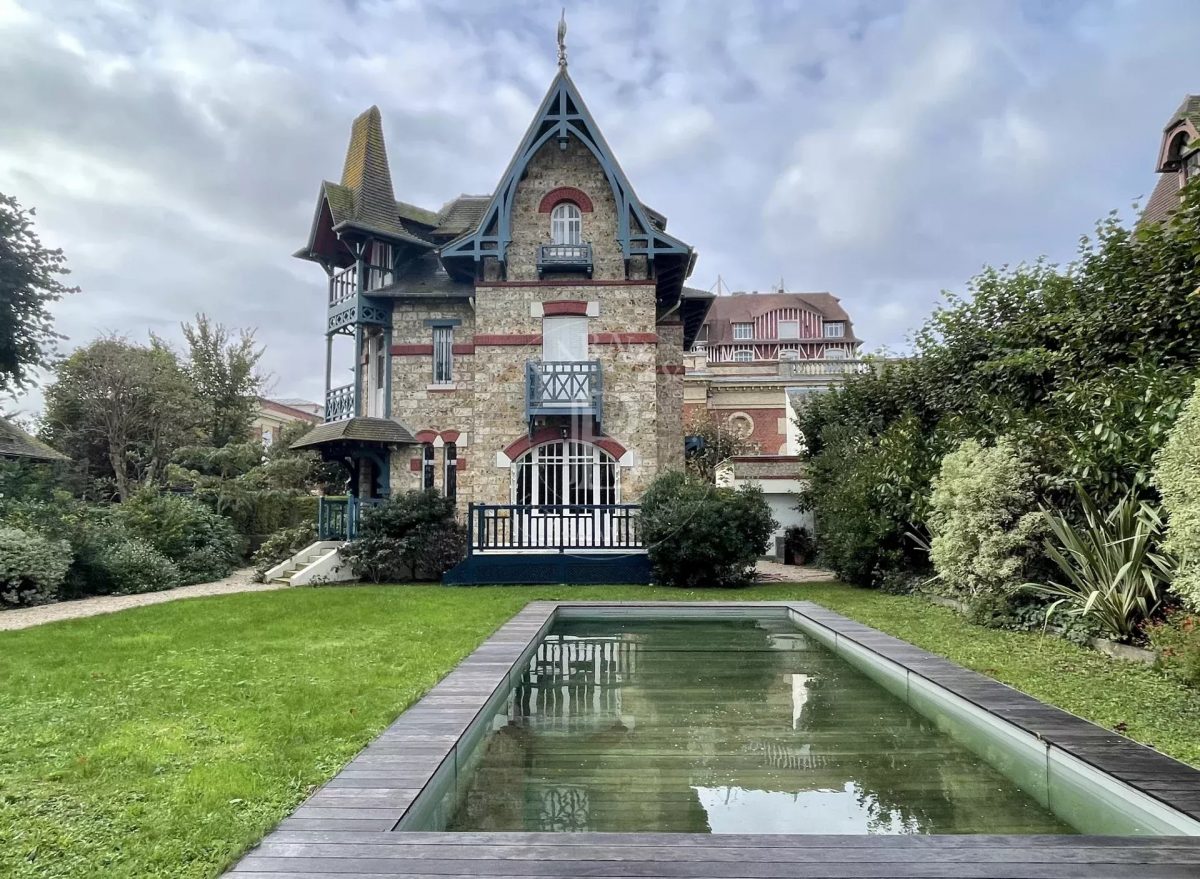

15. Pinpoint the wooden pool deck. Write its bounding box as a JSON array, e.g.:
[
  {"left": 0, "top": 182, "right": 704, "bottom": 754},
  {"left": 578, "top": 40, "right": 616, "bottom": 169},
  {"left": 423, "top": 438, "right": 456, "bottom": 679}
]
[{"left": 225, "top": 601, "right": 1200, "bottom": 878}]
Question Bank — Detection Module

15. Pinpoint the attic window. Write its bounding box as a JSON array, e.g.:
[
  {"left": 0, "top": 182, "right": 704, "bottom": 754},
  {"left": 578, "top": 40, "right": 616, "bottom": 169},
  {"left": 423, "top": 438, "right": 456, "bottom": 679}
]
[
  {"left": 732, "top": 323, "right": 753, "bottom": 341},
  {"left": 1185, "top": 147, "right": 1200, "bottom": 182},
  {"left": 823, "top": 322, "right": 845, "bottom": 338},
  {"left": 550, "top": 202, "right": 582, "bottom": 245}
]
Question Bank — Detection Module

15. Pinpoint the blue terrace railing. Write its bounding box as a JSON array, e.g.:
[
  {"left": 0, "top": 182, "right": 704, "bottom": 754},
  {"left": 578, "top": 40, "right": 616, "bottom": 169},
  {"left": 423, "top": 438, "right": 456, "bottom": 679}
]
[
  {"left": 466, "top": 503, "right": 642, "bottom": 555},
  {"left": 537, "top": 242, "right": 593, "bottom": 277},
  {"left": 526, "top": 360, "right": 602, "bottom": 422},
  {"left": 324, "top": 383, "right": 354, "bottom": 422},
  {"left": 318, "top": 496, "right": 388, "bottom": 541}
]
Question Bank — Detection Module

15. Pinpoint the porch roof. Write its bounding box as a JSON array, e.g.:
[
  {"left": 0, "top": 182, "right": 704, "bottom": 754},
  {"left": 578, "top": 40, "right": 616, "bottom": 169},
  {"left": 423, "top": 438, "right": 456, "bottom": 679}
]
[
  {"left": 0, "top": 416, "right": 68, "bottom": 462},
  {"left": 290, "top": 417, "right": 417, "bottom": 450}
]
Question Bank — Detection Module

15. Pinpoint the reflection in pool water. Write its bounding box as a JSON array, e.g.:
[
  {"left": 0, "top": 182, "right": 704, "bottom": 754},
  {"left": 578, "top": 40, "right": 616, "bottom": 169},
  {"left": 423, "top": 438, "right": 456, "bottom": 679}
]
[{"left": 435, "top": 619, "right": 1077, "bottom": 835}]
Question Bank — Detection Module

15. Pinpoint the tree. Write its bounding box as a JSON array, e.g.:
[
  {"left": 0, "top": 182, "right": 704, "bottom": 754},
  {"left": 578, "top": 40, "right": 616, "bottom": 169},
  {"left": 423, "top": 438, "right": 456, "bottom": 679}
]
[
  {"left": 42, "top": 337, "right": 202, "bottom": 501},
  {"left": 180, "top": 314, "right": 265, "bottom": 447},
  {"left": 683, "top": 409, "right": 760, "bottom": 482},
  {"left": 0, "top": 192, "right": 79, "bottom": 395}
]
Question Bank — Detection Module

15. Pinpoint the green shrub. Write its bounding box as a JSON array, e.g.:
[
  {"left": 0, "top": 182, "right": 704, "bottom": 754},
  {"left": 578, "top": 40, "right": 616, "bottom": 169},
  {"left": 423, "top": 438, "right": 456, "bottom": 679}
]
[
  {"left": 1024, "top": 489, "right": 1174, "bottom": 641},
  {"left": 926, "top": 438, "right": 1043, "bottom": 605},
  {"left": 1147, "top": 610, "right": 1200, "bottom": 688},
  {"left": 114, "top": 490, "right": 241, "bottom": 584},
  {"left": 640, "top": 471, "right": 776, "bottom": 588},
  {"left": 97, "top": 538, "right": 181, "bottom": 594},
  {"left": 252, "top": 524, "right": 317, "bottom": 581},
  {"left": 1155, "top": 379, "right": 1200, "bottom": 610},
  {"left": 0, "top": 526, "right": 71, "bottom": 608},
  {"left": 341, "top": 490, "right": 466, "bottom": 582}
]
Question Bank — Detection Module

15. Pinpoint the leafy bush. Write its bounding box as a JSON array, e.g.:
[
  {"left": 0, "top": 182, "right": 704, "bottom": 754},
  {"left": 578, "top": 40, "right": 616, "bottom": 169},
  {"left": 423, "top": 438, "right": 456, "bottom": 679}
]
[
  {"left": 341, "top": 490, "right": 465, "bottom": 582},
  {"left": 1024, "top": 489, "right": 1174, "bottom": 641},
  {"left": 926, "top": 438, "right": 1043, "bottom": 605},
  {"left": 1147, "top": 610, "right": 1200, "bottom": 689},
  {"left": 1155, "top": 379, "right": 1200, "bottom": 610},
  {"left": 97, "top": 537, "right": 181, "bottom": 594},
  {"left": 640, "top": 471, "right": 776, "bottom": 588},
  {"left": 113, "top": 489, "right": 241, "bottom": 584},
  {"left": 0, "top": 526, "right": 71, "bottom": 608},
  {"left": 252, "top": 524, "right": 317, "bottom": 581}
]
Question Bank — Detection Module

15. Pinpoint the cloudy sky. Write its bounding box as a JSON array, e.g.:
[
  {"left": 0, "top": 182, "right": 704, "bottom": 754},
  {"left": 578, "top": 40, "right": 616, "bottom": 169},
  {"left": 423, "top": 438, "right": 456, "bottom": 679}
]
[{"left": 2, "top": 0, "right": 1198, "bottom": 415}]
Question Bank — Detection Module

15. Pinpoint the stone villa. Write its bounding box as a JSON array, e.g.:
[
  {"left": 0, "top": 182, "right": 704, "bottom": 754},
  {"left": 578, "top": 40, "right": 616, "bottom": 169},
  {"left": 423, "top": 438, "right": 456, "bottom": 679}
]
[{"left": 287, "top": 52, "right": 710, "bottom": 583}]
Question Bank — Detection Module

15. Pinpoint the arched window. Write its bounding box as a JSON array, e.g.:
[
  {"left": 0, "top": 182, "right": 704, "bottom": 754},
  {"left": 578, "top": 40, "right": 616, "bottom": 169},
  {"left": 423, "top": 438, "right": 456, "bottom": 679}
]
[
  {"left": 422, "top": 443, "right": 435, "bottom": 490},
  {"left": 550, "top": 202, "right": 582, "bottom": 245},
  {"left": 513, "top": 440, "right": 617, "bottom": 507}
]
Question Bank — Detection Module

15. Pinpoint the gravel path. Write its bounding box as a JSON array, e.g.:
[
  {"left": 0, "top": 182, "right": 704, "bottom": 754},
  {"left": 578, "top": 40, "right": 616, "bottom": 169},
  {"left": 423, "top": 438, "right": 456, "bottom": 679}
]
[
  {"left": 755, "top": 559, "right": 837, "bottom": 582},
  {"left": 0, "top": 569, "right": 285, "bottom": 632}
]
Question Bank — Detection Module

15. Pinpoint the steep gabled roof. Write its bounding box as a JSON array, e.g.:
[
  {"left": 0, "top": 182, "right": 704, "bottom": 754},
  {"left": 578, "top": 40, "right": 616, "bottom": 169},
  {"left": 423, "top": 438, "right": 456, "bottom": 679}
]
[
  {"left": 439, "top": 69, "right": 695, "bottom": 303},
  {"left": 0, "top": 416, "right": 68, "bottom": 462},
  {"left": 297, "top": 107, "right": 436, "bottom": 261}
]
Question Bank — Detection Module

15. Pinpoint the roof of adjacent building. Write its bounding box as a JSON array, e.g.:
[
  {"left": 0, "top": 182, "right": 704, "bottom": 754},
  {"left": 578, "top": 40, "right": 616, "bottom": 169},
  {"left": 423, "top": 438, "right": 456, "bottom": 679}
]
[
  {"left": 701, "top": 291, "right": 860, "bottom": 345},
  {"left": 257, "top": 397, "right": 322, "bottom": 423},
  {"left": 290, "top": 417, "right": 417, "bottom": 450},
  {"left": 1140, "top": 94, "right": 1199, "bottom": 228},
  {"left": 0, "top": 416, "right": 68, "bottom": 461}
]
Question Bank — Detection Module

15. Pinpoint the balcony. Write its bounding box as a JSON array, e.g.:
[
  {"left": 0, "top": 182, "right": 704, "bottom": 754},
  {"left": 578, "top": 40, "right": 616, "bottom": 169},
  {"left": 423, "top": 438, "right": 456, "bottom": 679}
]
[
  {"left": 526, "top": 360, "right": 602, "bottom": 422},
  {"left": 325, "top": 383, "right": 354, "bottom": 422},
  {"left": 537, "top": 242, "right": 593, "bottom": 277},
  {"left": 327, "top": 262, "right": 391, "bottom": 334}
]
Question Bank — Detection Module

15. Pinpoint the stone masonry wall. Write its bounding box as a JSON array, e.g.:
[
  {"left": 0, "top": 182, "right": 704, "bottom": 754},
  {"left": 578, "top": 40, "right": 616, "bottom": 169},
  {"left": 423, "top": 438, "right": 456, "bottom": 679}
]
[
  {"left": 506, "top": 136, "right": 625, "bottom": 282},
  {"left": 655, "top": 322, "right": 685, "bottom": 473}
]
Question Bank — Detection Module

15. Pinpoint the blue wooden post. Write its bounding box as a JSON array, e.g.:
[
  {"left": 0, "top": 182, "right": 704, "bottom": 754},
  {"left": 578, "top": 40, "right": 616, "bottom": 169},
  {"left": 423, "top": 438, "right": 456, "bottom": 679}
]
[{"left": 466, "top": 503, "right": 475, "bottom": 557}]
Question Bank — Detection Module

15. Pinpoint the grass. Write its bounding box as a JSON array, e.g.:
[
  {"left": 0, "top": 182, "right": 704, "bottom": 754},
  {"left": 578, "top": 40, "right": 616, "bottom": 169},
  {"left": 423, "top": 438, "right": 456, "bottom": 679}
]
[{"left": 1, "top": 581, "right": 1198, "bottom": 877}]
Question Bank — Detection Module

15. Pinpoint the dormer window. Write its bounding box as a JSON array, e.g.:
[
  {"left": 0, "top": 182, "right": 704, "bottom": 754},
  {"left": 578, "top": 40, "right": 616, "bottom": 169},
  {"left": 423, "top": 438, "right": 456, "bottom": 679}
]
[
  {"left": 550, "top": 202, "right": 582, "bottom": 245},
  {"left": 823, "top": 322, "right": 845, "bottom": 338},
  {"left": 1185, "top": 147, "right": 1200, "bottom": 183},
  {"left": 732, "top": 323, "right": 753, "bottom": 341}
]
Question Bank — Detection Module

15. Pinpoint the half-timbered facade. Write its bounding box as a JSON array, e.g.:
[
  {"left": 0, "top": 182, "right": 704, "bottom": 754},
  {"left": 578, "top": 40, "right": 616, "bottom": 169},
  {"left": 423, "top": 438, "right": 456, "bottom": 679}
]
[{"left": 288, "top": 53, "right": 709, "bottom": 583}]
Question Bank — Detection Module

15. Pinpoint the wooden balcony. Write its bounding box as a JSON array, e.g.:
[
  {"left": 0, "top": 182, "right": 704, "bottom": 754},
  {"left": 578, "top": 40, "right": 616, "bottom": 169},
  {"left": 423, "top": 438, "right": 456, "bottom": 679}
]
[
  {"left": 537, "top": 242, "right": 593, "bottom": 277},
  {"left": 525, "top": 360, "right": 602, "bottom": 422},
  {"left": 324, "top": 383, "right": 354, "bottom": 422},
  {"left": 326, "top": 262, "right": 392, "bottom": 334}
]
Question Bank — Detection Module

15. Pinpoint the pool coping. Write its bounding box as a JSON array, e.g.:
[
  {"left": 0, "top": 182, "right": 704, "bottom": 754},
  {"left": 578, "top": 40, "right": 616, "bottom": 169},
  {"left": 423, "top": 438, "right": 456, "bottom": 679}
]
[{"left": 226, "top": 601, "right": 1200, "bottom": 877}]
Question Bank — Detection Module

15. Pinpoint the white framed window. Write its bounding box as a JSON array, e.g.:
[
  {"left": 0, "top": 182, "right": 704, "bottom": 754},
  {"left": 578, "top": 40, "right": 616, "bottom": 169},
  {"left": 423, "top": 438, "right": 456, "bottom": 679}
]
[
  {"left": 513, "top": 441, "right": 618, "bottom": 507},
  {"left": 432, "top": 326, "right": 453, "bottom": 384},
  {"left": 1186, "top": 148, "right": 1200, "bottom": 182},
  {"left": 732, "top": 349, "right": 753, "bottom": 362},
  {"left": 550, "top": 202, "right": 582, "bottom": 245},
  {"left": 823, "top": 322, "right": 845, "bottom": 338},
  {"left": 778, "top": 319, "right": 800, "bottom": 340},
  {"left": 368, "top": 333, "right": 387, "bottom": 415},
  {"left": 732, "top": 323, "right": 753, "bottom": 340},
  {"left": 542, "top": 316, "right": 588, "bottom": 363},
  {"left": 824, "top": 348, "right": 848, "bottom": 360}
]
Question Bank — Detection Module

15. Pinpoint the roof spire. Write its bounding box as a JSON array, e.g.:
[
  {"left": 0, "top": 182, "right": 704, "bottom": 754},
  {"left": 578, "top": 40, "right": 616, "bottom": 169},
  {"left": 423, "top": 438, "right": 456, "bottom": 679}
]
[{"left": 557, "top": 8, "right": 567, "bottom": 69}]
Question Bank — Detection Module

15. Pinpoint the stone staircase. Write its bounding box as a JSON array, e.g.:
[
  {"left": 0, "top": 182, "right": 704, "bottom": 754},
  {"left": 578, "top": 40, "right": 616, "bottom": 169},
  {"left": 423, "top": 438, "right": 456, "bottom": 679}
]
[{"left": 263, "top": 540, "right": 356, "bottom": 586}]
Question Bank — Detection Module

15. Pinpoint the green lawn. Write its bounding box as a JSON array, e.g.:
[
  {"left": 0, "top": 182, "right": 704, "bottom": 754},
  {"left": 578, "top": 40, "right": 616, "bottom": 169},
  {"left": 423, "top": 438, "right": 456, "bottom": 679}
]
[{"left": 2, "top": 581, "right": 1199, "bottom": 878}]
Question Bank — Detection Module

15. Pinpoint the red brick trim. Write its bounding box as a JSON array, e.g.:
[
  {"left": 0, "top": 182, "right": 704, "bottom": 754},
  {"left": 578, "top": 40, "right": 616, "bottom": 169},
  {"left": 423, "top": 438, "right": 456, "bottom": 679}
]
[
  {"left": 409, "top": 458, "right": 421, "bottom": 472},
  {"left": 428, "top": 387, "right": 457, "bottom": 394},
  {"left": 414, "top": 430, "right": 437, "bottom": 443},
  {"left": 475, "top": 280, "right": 653, "bottom": 288},
  {"left": 439, "top": 429, "right": 461, "bottom": 442},
  {"left": 451, "top": 343, "right": 475, "bottom": 355},
  {"left": 455, "top": 457, "right": 467, "bottom": 471},
  {"left": 502, "top": 429, "right": 627, "bottom": 461},
  {"left": 657, "top": 320, "right": 684, "bottom": 327},
  {"left": 391, "top": 344, "right": 433, "bottom": 355},
  {"left": 543, "top": 300, "right": 590, "bottom": 316},
  {"left": 590, "top": 332, "right": 658, "bottom": 345},
  {"left": 474, "top": 333, "right": 542, "bottom": 346},
  {"left": 656, "top": 364, "right": 686, "bottom": 374},
  {"left": 538, "top": 187, "right": 594, "bottom": 213},
  {"left": 731, "top": 454, "right": 801, "bottom": 464}
]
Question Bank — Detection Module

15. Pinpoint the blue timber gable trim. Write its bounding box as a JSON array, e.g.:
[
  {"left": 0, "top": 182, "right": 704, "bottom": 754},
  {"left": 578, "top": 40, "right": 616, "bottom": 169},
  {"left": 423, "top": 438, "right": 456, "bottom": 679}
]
[{"left": 439, "top": 70, "right": 692, "bottom": 269}]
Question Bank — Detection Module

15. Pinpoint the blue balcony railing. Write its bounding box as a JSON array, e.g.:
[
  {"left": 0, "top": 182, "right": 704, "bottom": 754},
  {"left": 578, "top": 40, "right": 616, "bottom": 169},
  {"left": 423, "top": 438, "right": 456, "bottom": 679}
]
[
  {"left": 467, "top": 503, "right": 642, "bottom": 554},
  {"left": 537, "top": 242, "right": 593, "bottom": 277},
  {"left": 325, "top": 383, "right": 354, "bottom": 422},
  {"left": 526, "top": 360, "right": 602, "bottom": 421},
  {"left": 318, "top": 496, "right": 388, "bottom": 540}
]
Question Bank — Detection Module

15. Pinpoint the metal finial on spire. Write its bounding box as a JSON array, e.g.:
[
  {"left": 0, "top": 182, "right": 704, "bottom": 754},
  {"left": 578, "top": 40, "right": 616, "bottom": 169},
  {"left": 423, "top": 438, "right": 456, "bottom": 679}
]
[{"left": 557, "top": 8, "right": 568, "bottom": 68}]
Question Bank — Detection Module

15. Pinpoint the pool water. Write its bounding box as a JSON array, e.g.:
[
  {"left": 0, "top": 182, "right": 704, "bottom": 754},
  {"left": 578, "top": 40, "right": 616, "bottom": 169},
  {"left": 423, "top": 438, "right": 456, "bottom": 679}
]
[{"left": 432, "top": 618, "right": 1078, "bottom": 835}]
